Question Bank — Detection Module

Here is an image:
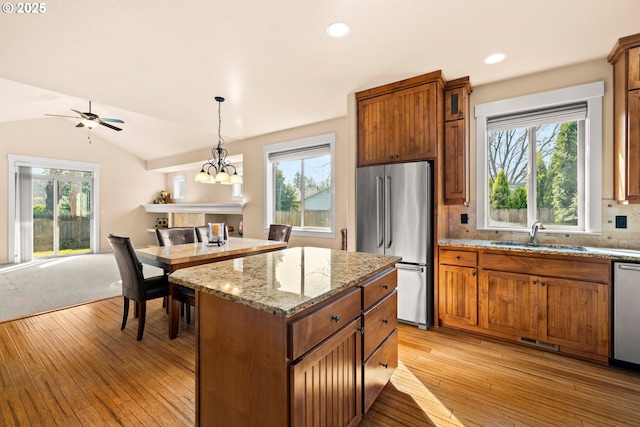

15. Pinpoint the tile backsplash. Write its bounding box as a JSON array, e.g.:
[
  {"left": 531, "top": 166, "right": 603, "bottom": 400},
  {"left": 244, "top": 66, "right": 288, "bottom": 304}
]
[{"left": 447, "top": 200, "right": 640, "bottom": 250}]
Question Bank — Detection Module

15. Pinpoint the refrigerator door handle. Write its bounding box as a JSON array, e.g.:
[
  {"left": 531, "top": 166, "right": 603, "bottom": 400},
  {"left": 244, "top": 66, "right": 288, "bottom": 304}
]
[
  {"left": 385, "top": 175, "right": 392, "bottom": 249},
  {"left": 376, "top": 176, "right": 384, "bottom": 248},
  {"left": 396, "top": 263, "right": 425, "bottom": 273}
]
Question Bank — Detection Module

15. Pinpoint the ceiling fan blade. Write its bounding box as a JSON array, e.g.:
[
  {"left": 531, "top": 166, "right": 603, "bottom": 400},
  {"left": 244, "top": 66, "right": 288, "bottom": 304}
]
[
  {"left": 98, "top": 120, "right": 122, "bottom": 131},
  {"left": 70, "top": 109, "right": 91, "bottom": 120},
  {"left": 45, "top": 114, "right": 80, "bottom": 118},
  {"left": 100, "top": 118, "right": 125, "bottom": 123}
]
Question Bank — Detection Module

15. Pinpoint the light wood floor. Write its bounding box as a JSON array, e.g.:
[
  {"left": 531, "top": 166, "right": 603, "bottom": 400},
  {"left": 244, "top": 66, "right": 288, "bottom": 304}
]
[{"left": 1, "top": 297, "right": 639, "bottom": 427}]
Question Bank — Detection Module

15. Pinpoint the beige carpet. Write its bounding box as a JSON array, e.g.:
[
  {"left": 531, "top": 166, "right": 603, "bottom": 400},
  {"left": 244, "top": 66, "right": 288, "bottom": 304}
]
[{"left": 0, "top": 253, "right": 163, "bottom": 322}]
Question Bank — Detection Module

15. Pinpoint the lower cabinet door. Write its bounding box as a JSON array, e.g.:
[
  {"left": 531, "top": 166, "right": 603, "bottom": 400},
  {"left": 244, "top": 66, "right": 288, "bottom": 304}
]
[
  {"left": 479, "top": 270, "right": 537, "bottom": 339},
  {"left": 290, "top": 318, "right": 362, "bottom": 427},
  {"left": 363, "top": 329, "right": 398, "bottom": 414}
]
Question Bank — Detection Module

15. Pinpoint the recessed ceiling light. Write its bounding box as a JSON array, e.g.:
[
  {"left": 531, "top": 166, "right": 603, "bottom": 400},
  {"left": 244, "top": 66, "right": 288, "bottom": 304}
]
[
  {"left": 326, "top": 22, "right": 350, "bottom": 38},
  {"left": 484, "top": 53, "right": 506, "bottom": 64}
]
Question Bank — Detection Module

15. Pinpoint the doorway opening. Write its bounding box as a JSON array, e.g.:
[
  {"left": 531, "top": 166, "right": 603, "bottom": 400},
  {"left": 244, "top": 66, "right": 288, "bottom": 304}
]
[
  {"left": 32, "top": 168, "right": 94, "bottom": 258},
  {"left": 8, "top": 155, "right": 101, "bottom": 264}
]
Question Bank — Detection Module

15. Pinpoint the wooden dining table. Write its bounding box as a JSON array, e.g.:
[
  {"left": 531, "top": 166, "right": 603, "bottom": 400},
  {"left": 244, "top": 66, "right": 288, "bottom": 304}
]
[{"left": 136, "top": 237, "right": 288, "bottom": 338}]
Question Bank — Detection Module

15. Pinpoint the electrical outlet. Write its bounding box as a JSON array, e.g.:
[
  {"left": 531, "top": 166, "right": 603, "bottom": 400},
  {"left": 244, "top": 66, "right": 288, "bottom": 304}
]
[{"left": 615, "top": 215, "right": 627, "bottom": 229}]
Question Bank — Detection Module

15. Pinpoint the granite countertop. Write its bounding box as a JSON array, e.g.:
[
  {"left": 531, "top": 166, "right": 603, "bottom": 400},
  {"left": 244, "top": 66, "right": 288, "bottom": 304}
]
[
  {"left": 169, "top": 247, "right": 401, "bottom": 317},
  {"left": 439, "top": 238, "right": 640, "bottom": 262}
]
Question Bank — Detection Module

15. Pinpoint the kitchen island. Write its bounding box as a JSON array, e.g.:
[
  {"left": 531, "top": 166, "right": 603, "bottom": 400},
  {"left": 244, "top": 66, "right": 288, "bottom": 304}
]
[{"left": 169, "top": 246, "right": 401, "bottom": 427}]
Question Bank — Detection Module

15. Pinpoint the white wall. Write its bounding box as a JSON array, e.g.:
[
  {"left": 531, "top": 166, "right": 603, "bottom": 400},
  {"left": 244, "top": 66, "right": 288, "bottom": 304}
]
[{"left": 0, "top": 118, "right": 166, "bottom": 262}]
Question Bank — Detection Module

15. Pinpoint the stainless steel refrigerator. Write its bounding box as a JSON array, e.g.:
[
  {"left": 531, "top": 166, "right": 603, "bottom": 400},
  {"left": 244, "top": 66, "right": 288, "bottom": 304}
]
[{"left": 356, "top": 161, "right": 433, "bottom": 330}]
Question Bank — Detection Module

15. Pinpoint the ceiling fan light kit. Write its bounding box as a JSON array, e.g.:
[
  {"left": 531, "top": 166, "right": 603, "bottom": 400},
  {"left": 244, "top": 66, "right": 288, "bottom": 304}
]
[
  {"left": 46, "top": 100, "right": 124, "bottom": 131},
  {"left": 195, "top": 96, "right": 243, "bottom": 185}
]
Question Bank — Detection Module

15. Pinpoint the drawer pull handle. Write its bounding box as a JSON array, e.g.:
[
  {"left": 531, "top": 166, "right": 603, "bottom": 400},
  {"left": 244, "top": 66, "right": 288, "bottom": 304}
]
[
  {"left": 331, "top": 315, "right": 340, "bottom": 323},
  {"left": 381, "top": 319, "right": 388, "bottom": 324},
  {"left": 381, "top": 363, "right": 389, "bottom": 369},
  {"left": 455, "top": 256, "right": 461, "bottom": 260},
  {"left": 382, "top": 284, "right": 389, "bottom": 289}
]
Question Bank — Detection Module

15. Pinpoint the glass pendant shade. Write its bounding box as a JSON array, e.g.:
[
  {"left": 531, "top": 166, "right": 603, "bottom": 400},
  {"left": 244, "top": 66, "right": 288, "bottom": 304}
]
[
  {"left": 215, "top": 171, "right": 230, "bottom": 182},
  {"left": 229, "top": 173, "right": 243, "bottom": 184},
  {"left": 195, "top": 170, "right": 210, "bottom": 183}
]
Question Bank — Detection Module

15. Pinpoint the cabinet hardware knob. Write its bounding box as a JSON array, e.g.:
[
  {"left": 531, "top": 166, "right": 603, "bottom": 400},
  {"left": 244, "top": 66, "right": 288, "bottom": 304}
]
[
  {"left": 382, "top": 319, "right": 388, "bottom": 324},
  {"left": 381, "top": 363, "right": 389, "bottom": 369},
  {"left": 358, "top": 327, "right": 364, "bottom": 333},
  {"left": 382, "top": 284, "right": 389, "bottom": 289},
  {"left": 541, "top": 282, "right": 547, "bottom": 286},
  {"left": 471, "top": 272, "right": 476, "bottom": 277},
  {"left": 455, "top": 256, "right": 461, "bottom": 260},
  {"left": 532, "top": 280, "right": 538, "bottom": 285},
  {"left": 331, "top": 315, "right": 340, "bottom": 323}
]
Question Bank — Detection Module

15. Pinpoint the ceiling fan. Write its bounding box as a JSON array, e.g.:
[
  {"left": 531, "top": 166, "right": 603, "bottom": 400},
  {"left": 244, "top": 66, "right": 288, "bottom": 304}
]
[{"left": 45, "top": 101, "right": 124, "bottom": 131}]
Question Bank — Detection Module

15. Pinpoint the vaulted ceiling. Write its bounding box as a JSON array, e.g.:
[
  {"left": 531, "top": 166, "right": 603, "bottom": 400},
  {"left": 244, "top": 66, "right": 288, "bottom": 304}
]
[{"left": 1, "top": 0, "right": 639, "bottom": 166}]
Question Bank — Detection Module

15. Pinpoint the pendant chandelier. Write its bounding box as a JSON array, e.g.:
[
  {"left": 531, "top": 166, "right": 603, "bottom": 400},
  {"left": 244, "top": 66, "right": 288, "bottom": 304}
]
[{"left": 194, "top": 96, "right": 243, "bottom": 185}]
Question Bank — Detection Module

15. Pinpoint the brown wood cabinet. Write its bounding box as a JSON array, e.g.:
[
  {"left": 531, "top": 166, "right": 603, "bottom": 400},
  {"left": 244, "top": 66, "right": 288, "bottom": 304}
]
[
  {"left": 361, "top": 269, "right": 398, "bottom": 414},
  {"left": 290, "top": 318, "right": 362, "bottom": 427},
  {"left": 356, "top": 71, "right": 444, "bottom": 166},
  {"left": 438, "top": 248, "right": 478, "bottom": 327},
  {"left": 443, "top": 77, "right": 472, "bottom": 205},
  {"left": 438, "top": 246, "right": 611, "bottom": 362},
  {"left": 196, "top": 268, "right": 398, "bottom": 427},
  {"left": 479, "top": 269, "right": 539, "bottom": 338},
  {"left": 609, "top": 33, "right": 640, "bottom": 203}
]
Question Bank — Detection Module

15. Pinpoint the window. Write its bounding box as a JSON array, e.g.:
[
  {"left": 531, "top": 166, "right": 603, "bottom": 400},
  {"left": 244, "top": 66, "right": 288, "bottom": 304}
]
[
  {"left": 231, "top": 167, "right": 243, "bottom": 201},
  {"left": 172, "top": 174, "right": 185, "bottom": 201},
  {"left": 264, "top": 133, "right": 335, "bottom": 238},
  {"left": 475, "top": 81, "right": 603, "bottom": 234}
]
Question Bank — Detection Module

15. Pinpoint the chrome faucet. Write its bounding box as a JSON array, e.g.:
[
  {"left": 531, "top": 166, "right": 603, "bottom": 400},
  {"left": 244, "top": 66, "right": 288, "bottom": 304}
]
[{"left": 530, "top": 221, "right": 545, "bottom": 244}]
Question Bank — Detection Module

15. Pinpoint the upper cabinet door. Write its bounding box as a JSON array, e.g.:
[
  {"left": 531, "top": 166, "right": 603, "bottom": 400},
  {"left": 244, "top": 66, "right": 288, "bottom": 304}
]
[
  {"left": 445, "top": 85, "right": 467, "bottom": 121},
  {"left": 356, "top": 71, "right": 444, "bottom": 167},
  {"left": 393, "top": 82, "right": 438, "bottom": 162},
  {"left": 358, "top": 93, "right": 394, "bottom": 166},
  {"left": 628, "top": 46, "right": 640, "bottom": 90}
]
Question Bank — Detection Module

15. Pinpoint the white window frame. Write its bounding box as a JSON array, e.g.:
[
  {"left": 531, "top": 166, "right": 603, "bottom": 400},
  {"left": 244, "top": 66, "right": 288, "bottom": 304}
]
[
  {"left": 475, "top": 81, "right": 603, "bottom": 234},
  {"left": 263, "top": 132, "right": 336, "bottom": 239},
  {"left": 172, "top": 174, "right": 186, "bottom": 202},
  {"left": 231, "top": 167, "right": 243, "bottom": 201},
  {"left": 8, "top": 155, "right": 101, "bottom": 262}
]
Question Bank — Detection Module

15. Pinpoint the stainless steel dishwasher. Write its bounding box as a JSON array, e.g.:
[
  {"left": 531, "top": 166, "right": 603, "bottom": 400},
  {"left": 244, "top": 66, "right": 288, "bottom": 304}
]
[{"left": 613, "top": 262, "right": 640, "bottom": 368}]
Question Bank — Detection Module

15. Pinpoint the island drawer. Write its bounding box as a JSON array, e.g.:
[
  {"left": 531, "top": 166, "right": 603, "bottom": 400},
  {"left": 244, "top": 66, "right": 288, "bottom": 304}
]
[
  {"left": 289, "top": 287, "right": 362, "bottom": 360},
  {"left": 363, "top": 329, "right": 398, "bottom": 414},
  {"left": 439, "top": 248, "right": 478, "bottom": 267},
  {"left": 363, "top": 290, "right": 397, "bottom": 360},
  {"left": 362, "top": 269, "right": 397, "bottom": 310}
]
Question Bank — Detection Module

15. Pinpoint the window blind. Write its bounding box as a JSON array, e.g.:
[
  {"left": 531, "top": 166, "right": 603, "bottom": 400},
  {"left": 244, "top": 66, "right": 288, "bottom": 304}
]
[
  {"left": 487, "top": 102, "right": 587, "bottom": 132},
  {"left": 267, "top": 143, "right": 331, "bottom": 162}
]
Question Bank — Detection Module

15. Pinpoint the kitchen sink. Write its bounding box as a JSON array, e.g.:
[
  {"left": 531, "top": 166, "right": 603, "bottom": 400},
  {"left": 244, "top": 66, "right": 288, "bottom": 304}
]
[{"left": 489, "top": 241, "right": 587, "bottom": 251}]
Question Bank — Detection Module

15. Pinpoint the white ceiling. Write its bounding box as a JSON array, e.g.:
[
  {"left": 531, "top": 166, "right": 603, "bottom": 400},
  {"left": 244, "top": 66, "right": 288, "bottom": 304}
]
[{"left": 1, "top": 0, "right": 639, "bottom": 166}]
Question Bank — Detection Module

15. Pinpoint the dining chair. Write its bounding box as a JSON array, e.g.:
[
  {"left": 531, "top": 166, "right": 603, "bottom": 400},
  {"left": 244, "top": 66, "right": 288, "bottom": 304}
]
[
  {"left": 155, "top": 227, "right": 196, "bottom": 246},
  {"left": 268, "top": 224, "right": 293, "bottom": 243},
  {"left": 154, "top": 228, "right": 198, "bottom": 320},
  {"left": 107, "top": 234, "right": 169, "bottom": 340},
  {"left": 178, "top": 286, "right": 196, "bottom": 325},
  {"left": 195, "top": 226, "right": 209, "bottom": 243}
]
